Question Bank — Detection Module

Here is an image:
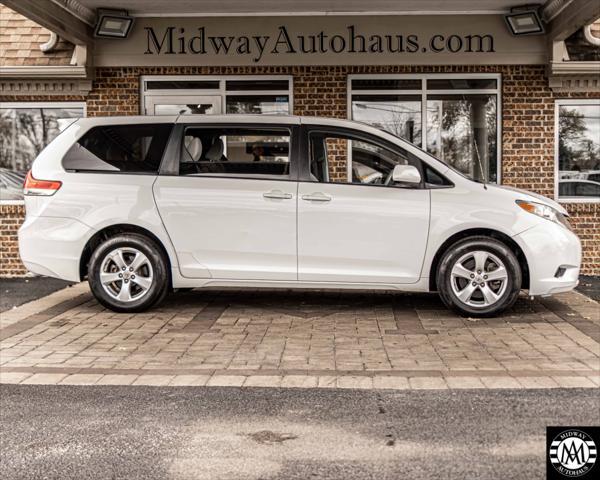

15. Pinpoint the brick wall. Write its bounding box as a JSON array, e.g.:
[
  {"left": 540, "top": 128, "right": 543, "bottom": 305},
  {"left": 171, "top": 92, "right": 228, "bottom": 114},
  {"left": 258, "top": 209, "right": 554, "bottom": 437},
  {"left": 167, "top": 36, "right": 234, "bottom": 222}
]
[
  {"left": 1, "top": 64, "right": 598, "bottom": 277},
  {"left": 567, "top": 203, "right": 600, "bottom": 274},
  {"left": 0, "top": 204, "right": 26, "bottom": 276}
]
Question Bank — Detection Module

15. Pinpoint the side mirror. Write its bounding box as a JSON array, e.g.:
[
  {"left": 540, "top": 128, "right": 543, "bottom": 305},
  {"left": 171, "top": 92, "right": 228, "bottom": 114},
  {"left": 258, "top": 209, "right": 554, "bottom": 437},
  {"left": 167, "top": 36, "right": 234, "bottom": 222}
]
[{"left": 392, "top": 164, "right": 421, "bottom": 184}]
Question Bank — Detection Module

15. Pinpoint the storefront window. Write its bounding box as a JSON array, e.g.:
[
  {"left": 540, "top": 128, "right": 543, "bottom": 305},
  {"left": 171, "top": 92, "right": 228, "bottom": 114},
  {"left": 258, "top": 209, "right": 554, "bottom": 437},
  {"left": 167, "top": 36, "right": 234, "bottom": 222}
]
[
  {"left": 349, "top": 75, "right": 500, "bottom": 183},
  {"left": 427, "top": 94, "right": 497, "bottom": 182},
  {"left": 0, "top": 104, "right": 84, "bottom": 201},
  {"left": 142, "top": 76, "right": 292, "bottom": 116},
  {"left": 557, "top": 101, "right": 600, "bottom": 201}
]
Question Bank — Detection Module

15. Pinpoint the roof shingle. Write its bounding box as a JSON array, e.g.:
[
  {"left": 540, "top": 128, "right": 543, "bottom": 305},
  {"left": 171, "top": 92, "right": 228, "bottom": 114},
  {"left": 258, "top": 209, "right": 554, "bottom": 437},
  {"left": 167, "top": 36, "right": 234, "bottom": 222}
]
[{"left": 0, "top": 5, "right": 74, "bottom": 67}]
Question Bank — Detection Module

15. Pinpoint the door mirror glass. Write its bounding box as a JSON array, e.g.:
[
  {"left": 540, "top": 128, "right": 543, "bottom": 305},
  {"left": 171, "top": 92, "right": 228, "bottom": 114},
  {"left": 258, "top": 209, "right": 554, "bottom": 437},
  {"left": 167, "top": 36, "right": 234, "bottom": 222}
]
[{"left": 392, "top": 164, "right": 421, "bottom": 184}]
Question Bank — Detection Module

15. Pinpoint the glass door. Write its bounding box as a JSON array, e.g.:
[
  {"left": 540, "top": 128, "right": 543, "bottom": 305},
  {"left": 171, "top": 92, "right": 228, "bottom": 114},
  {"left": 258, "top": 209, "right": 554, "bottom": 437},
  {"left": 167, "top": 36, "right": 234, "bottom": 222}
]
[{"left": 145, "top": 95, "right": 222, "bottom": 115}]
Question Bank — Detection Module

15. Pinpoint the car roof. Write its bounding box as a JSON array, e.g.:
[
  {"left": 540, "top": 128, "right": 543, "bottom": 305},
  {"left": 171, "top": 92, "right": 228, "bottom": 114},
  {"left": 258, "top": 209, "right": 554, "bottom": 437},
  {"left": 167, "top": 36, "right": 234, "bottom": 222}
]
[
  {"left": 176, "top": 114, "right": 300, "bottom": 125},
  {"left": 75, "top": 114, "right": 383, "bottom": 132}
]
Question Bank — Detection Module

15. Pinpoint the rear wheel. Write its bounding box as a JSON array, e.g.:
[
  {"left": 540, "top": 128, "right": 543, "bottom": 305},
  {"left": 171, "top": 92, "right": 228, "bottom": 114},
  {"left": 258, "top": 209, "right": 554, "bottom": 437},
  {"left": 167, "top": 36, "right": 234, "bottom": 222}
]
[
  {"left": 88, "top": 234, "right": 169, "bottom": 313},
  {"left": 436, "top": 237, "right": 521, "bottom": 317}
]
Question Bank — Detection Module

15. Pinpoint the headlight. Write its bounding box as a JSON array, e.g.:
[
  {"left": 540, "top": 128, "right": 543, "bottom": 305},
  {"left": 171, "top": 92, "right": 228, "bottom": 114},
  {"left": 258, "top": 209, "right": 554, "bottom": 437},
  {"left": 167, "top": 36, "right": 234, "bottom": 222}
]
[{"left": 516, "top": 200, "right": 572, "bottom": 230}]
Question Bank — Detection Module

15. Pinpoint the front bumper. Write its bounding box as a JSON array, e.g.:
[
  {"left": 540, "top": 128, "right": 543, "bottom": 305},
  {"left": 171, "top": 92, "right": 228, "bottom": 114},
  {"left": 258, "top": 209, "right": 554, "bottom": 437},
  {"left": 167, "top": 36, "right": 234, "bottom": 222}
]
[
  {"left": 18, "top": 215, "right": 93, "bottom": 282},
  {"left": 514, "top": 222, "right": 581, "bottom": 296}
]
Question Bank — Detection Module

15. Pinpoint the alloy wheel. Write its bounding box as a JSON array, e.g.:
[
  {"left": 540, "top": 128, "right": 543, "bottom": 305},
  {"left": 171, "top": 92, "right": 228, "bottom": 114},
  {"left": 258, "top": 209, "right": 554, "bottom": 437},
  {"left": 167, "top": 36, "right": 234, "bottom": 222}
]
[
  {"left": 449, "top": 250, "right": 508, "bottom": 308},
  {"left": 99, "top": 247, "right": 154, "bottom": 303}
]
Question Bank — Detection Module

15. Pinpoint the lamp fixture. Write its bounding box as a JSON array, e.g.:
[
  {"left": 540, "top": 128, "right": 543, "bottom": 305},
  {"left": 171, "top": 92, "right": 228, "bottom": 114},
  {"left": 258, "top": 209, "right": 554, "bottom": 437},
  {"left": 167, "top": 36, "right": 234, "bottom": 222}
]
[
  {"left": 94, "top": 9, "right": 134, "bottom": 39},
  {"left": 504, "top": 5, "right": 545, "bottom": 36}
]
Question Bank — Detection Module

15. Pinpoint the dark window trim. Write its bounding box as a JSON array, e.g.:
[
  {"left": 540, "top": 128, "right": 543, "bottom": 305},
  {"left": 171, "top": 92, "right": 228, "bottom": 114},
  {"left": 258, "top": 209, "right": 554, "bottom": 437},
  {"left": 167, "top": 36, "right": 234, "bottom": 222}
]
[
  {"left": 64, "top": 170, "right": 159, "bottom": 176},
  {"left": 159, "top": 123, "right": 300, "bottom": 181}
]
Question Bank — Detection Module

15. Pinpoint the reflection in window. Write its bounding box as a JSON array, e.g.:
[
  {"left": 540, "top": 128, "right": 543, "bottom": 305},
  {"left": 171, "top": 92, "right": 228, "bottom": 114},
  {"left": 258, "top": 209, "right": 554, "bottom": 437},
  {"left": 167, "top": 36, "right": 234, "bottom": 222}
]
[
  {"left": 352, "top": 95, "right": 421, "bottom": 144},
  {"left": 558, "top": 103, "right": 600, "bottom": 200},
  {"left": 427, "top": 94, "right": 497, "bottom": 182},
  {"left": 349, "top": 76, "right": 500, "bottom": 183},
  {"left": 226, "top": 95, "right": 289, "bottom": 115},
  {"left": 0, "top": 106, "right": 83, "bottom": 201},
  {"left": 155, "top": 103, "right": 218, "bottom": 115}
]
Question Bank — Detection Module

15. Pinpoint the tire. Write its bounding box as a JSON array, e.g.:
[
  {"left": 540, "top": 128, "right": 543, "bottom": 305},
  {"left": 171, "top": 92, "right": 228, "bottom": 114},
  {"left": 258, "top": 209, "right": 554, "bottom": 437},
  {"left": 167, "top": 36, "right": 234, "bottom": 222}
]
[
  {"left": 88, "top": 233, "right": 169, "bottom": 313},
  {"left": 436, "top": 236, "right": 522, "bottom": 317}
]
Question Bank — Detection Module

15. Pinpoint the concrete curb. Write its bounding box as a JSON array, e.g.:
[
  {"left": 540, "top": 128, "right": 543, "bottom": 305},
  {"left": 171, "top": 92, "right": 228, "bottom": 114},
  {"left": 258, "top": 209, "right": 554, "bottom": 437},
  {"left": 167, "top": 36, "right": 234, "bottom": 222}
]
[{"left": 2, "top": 371, "right": 598, "bottom": 390}]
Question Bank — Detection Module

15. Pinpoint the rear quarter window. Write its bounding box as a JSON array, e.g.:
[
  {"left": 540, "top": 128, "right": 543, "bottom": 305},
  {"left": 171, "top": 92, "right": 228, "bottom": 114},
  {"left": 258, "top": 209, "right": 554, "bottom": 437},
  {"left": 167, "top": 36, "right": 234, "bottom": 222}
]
[{"left": 62, "top": 124, "right": 173, "bottom": 173}]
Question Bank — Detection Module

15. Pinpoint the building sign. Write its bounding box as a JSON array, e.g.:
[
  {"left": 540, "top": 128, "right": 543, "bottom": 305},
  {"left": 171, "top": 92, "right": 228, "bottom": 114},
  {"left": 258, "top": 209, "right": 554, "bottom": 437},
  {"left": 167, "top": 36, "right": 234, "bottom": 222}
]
[
  {"left": 94, "top": 15, "right": 546, "bottom": 67},
  {"left": 144, "top": 26, "right": 496, "bottom": 62}
]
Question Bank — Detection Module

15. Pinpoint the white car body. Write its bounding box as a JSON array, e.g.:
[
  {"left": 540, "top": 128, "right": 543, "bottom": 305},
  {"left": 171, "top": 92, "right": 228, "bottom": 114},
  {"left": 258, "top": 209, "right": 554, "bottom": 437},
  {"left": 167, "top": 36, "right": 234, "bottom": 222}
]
[{"left": 19, "top": 115, "right": 581, "bottom": 305}]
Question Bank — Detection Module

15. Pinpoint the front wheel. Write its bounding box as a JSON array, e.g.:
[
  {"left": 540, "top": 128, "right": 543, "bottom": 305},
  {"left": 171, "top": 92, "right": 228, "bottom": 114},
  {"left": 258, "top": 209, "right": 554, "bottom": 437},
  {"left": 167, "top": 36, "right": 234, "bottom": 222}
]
[
  {"left": 436, "top": 237, "right": 522, "bottom": 317},
  {"left": 88, "top": 234, "right": 169, "bottom": 313}
]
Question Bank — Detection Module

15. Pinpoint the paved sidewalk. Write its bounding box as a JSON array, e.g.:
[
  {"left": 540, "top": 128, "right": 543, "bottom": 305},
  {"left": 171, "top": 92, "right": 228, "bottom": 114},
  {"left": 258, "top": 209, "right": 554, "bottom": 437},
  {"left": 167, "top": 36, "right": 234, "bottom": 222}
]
[{"left": 0, "top": 284, "right": 598, "bottom": 389}]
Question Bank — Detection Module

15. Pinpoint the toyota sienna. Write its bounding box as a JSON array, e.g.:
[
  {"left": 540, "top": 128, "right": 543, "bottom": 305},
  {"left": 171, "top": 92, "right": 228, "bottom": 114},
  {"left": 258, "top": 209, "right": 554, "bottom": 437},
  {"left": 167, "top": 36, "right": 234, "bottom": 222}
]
[{"left": 18, "top": 115, "right": 581, "bottom": 316}]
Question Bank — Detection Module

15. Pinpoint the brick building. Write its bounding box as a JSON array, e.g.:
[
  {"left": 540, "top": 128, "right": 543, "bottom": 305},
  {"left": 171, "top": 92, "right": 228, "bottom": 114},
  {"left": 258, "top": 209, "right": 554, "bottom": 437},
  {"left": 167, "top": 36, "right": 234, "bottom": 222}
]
[{"left": 1, "top": 0, "right": 599, "bottom": 277}]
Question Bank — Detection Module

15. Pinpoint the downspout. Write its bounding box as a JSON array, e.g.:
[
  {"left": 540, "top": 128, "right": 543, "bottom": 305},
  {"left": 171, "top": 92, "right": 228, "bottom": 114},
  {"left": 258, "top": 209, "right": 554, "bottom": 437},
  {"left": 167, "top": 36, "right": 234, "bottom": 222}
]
[
  {"left": 39, "top": 32, "right": 59, "bottom": 53},
  {"left": 583, "top": 24, "right": 600, "bottom": 46}
]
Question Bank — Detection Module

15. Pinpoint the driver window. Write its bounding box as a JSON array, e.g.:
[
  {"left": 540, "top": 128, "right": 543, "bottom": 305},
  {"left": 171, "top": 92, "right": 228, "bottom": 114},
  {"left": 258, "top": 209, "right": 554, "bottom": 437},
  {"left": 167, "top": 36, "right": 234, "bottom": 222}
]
[{"left": 309, "top": 132, "right": 419, "bottom": 186}]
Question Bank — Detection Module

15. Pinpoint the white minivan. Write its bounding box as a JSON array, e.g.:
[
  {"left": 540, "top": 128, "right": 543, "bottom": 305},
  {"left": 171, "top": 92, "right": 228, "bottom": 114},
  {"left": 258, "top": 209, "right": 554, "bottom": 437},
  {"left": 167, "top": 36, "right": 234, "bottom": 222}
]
[{"left": 19, "top": 115, "right": 581, "bottom": 316}]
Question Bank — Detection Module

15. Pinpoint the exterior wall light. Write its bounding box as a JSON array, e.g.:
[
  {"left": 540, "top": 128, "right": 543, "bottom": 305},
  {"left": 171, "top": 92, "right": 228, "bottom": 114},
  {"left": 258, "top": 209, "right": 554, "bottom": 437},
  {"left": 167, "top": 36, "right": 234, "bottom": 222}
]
[
  {"left": 504, "top": 5, "right": 545, "bottom": 35},
  {"left": 94, "top": 9, "right": 134, "bottom": 38}
]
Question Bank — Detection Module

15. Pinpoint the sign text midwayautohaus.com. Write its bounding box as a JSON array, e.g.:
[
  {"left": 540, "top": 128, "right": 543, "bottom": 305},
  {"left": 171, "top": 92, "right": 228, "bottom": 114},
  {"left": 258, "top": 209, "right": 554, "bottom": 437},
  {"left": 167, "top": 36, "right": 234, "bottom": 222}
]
[{"left": 144, "top": 25, "right": 495, "bottom": 62}]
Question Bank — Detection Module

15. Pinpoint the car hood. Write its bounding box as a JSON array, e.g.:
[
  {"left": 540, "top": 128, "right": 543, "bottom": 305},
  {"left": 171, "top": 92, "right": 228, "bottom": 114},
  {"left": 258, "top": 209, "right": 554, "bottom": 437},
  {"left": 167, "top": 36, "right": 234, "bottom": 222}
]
[{"left": 489, "top": 185, "right": 569, "bottom": 215}]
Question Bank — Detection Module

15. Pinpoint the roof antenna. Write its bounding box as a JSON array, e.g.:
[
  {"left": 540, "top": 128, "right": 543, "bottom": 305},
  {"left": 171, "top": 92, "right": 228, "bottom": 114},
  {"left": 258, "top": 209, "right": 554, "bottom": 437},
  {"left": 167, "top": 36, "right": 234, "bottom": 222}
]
[
  {"left": 463, "top": 93, "right": 488, "bottom": 190},
  {"left": 472, "top": 128, "right": 488, "bottom": 190}
]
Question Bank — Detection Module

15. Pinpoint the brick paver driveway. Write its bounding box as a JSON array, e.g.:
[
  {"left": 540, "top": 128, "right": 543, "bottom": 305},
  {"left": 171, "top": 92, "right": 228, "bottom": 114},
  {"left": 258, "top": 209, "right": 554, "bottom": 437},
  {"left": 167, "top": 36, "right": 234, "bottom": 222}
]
[{"left": 1, "top": 284, "right": 598, "bottom": 389}]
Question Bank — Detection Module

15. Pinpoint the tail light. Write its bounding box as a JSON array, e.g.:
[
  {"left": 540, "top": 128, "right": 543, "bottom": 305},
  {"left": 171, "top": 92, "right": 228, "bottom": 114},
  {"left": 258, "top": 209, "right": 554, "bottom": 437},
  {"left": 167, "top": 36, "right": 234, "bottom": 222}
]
[{"left": 23, "top": 170, "right": 62, "bottom": 196}]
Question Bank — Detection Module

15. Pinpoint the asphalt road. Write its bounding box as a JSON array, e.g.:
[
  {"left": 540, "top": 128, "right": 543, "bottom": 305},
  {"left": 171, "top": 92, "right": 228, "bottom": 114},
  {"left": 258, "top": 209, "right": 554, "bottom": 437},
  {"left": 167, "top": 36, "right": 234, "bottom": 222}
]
[
  {"left": 577, "top": 275, "right": 600, "bottom": 302},
  {"left": 0, "top": 277, "right": 73, "bottom": 312},
  {"left": 1, "top": 385, "right": 598, "bottom": 480}
]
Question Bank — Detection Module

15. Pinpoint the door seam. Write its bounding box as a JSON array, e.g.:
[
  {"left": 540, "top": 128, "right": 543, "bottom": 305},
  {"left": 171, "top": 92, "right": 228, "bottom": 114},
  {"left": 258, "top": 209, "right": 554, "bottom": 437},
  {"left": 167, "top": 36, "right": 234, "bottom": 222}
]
[{"left": 295, "top": 181, "right": 299, "bottom": 281}]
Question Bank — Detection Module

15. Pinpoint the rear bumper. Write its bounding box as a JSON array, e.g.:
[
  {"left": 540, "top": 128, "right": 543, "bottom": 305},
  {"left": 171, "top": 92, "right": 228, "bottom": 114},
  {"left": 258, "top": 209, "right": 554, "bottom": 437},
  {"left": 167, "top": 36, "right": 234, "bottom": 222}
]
[
  {"left": 514, "top": 223, "right": 581, "bottom": 296},
  {"left": 18, "top": 215, "right": 93, "bottom": 282}
]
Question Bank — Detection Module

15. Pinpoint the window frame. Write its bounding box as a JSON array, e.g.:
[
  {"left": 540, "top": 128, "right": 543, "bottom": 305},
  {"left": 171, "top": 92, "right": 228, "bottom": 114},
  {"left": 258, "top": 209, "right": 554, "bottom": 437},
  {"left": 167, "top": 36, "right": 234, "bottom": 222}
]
[
  {"left": 347, "top": 73, "right": 502, "bottom": 184},
  {"left": 160, "top": 122, "right": 300, "bottom": 182},
  {"left": 0, "top": 101, "right": 86, "bottom": 205},
  {"left": 554, "top": 99, "right": 600, "bottom": 204},
  {"left": 140, "top": 75, "right": 293, "bottom": 116}
]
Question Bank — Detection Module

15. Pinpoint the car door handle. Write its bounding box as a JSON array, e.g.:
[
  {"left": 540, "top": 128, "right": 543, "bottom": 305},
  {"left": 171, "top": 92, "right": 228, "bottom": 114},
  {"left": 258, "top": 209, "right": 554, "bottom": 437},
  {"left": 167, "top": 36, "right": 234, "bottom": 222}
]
[
  {"left": 263, "top": 190, "right": 293, "bottom": 200},
  {"left": 301, "top": 192, "right": 332, "bottom": 202}
]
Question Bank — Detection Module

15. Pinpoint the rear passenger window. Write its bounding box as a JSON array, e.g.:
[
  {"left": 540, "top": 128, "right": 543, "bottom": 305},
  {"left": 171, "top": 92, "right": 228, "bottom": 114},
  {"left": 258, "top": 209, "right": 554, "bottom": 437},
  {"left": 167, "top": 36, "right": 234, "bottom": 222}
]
[
  {"left": 63, "top": 124, "right": 173, "bottom": 173},
  {"left": 179, "top": 127, "right": 290, "bottom": 177}
]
